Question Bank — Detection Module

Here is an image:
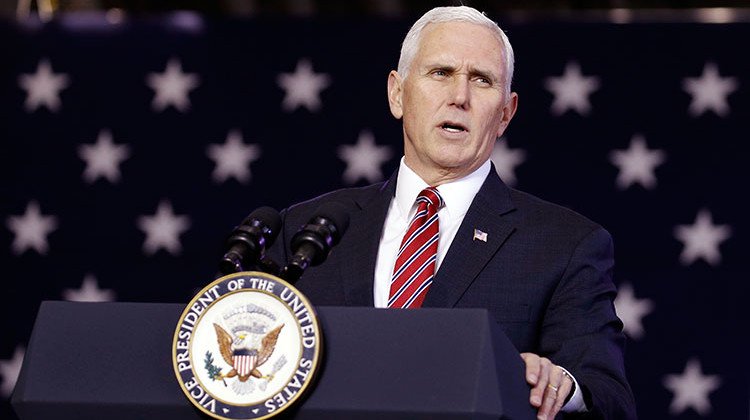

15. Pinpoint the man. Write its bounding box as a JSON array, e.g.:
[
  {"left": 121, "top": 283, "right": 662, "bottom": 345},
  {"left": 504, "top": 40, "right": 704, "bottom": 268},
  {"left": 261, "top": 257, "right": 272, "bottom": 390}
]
[{"left": 266, "top": 6, "right": 635, "bottom": 419}]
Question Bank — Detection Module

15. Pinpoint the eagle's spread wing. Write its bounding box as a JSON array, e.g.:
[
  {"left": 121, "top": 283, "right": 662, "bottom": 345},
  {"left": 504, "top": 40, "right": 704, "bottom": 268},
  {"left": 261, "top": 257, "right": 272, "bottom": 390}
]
[
  {"left": 257, "top": 324, "right": 284, "bottom": 366},
  {"left": 213, "top": 323, "right": 234, "bottom": 366}
]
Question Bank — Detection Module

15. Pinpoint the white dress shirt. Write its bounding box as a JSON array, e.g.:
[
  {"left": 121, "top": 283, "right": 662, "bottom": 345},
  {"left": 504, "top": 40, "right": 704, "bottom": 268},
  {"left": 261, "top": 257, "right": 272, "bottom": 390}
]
[{"left": 372, "top": 157, "right": 586, "bottom": 413}]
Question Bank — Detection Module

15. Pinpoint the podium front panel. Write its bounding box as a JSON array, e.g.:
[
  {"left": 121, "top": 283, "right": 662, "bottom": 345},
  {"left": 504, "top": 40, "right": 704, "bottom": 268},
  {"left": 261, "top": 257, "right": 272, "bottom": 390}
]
[{"left": 13, "top": 301, "right": 535, "bottom": 420}]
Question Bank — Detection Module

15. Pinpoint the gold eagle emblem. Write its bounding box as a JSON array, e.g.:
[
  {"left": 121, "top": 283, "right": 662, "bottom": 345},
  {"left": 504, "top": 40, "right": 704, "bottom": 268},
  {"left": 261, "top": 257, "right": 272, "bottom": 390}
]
[{"left": 213, "top": 323, "right": 284, "bottom": 382}]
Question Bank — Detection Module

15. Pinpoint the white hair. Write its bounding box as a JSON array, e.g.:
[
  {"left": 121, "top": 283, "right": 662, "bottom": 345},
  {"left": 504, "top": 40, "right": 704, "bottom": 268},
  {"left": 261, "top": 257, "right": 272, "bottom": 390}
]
[{"left": 397, "top": 6, "right": 515, "bottom": 96}]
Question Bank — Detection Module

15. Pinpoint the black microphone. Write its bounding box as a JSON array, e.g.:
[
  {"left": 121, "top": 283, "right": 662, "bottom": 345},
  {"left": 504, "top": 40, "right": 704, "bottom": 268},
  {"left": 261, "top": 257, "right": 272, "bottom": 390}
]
[
  {"left": 219, "top": 206, "right": 281, "bottom": 275},
  {"left": 281, "top": 202, "right": 350, "bottom": 283}
]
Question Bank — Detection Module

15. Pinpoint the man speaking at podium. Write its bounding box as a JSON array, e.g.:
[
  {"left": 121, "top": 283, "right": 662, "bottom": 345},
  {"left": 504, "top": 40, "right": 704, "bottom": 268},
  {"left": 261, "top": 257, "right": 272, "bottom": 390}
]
[{"left": 266, "top": 6, "right": 635, "bottom": 419}]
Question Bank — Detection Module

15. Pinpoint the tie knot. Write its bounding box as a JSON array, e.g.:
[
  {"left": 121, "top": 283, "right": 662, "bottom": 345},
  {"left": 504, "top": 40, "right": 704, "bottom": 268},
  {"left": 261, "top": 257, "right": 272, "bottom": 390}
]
[{"left": 417, "top": 187, "right": 443, "bottom": 210}]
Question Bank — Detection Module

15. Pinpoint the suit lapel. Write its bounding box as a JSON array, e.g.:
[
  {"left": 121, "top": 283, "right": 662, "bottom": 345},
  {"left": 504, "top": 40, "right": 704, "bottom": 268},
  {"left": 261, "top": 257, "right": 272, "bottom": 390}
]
[
  {"left": 423, "top": 170, "right": 517, "bottom": 308},
  {"left": 339, "top": 172, "right": 397, "bottom": 306}
]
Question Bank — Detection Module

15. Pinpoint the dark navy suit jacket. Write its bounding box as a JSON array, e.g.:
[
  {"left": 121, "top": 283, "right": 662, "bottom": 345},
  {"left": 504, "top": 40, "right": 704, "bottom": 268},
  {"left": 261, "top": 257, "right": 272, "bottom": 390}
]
[{"left": 266, "top": 167, "right": 636, "bottom": 419}]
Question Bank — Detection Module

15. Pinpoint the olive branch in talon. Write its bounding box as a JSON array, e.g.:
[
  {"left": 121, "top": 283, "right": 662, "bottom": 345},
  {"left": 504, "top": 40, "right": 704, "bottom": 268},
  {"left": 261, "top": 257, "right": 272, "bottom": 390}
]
[{"left": 204, "top": 351, "right": 228, "bottom": 386}]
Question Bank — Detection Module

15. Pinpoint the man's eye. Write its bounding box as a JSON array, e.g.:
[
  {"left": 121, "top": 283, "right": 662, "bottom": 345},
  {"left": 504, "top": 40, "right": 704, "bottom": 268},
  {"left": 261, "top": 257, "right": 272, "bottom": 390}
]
[
  {"left": 431, "top": 70, "right": 447, "bottom": 77},
  {"left": 475, "top": 77, "right": 491, "bottom": 85}
]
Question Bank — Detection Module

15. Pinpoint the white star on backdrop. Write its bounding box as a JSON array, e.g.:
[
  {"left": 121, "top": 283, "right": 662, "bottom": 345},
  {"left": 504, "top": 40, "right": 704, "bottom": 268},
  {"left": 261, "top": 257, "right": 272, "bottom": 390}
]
[
  {"left": 608, "top": 134, "right": 666, "bottom": 190},
  {"left": 544, "top": 61, "right": 600, "bottom": 116},
  {"left": 682, "top": 62, "right": 738, "bottom": 117},
  {"left": 491, "top": 137, "right": 526, "bottom": 187},
  {"left": 277, "top": 58, "right": 331, "bottom": 112},
  {"left": 673, "top": 209, "right": 732, "bottom": 266},
  {"left": 146, "top": 58, "right": 200, "bottom": 112},
  {"left": 338, "top": 129, "right": 393, "bottom": 185},
  {"left": 206, "top": 129, "right": 261, "bottom": 184},
  {"left": 78, "top": 129, "right": 131, "bottom": 184},
  {"left": 614, "top": 282, "right": 654, "bottom": 340},
  {"left": 137, "top": 200, "right": 191, "bottom": 256},
  {"left": 0, "top": 346, "right": 24, "bottom": 398},
  {"left": 663, "top": 358, "right": 721, "bottom": 416},
  {"left": 62, "top": 274, "right": 116, "bottom": 302},
  {"left": 17, "top": 58, "right": 70, "bottom": 112},
  {"left": 6, "top": 201, "right": 58, "bottom": 255}
]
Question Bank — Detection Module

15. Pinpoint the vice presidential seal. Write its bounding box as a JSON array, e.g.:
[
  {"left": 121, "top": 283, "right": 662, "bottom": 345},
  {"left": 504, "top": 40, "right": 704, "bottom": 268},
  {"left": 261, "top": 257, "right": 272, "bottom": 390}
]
[{"left": 173, "top": 272, "right": 322, "bottom": 420}]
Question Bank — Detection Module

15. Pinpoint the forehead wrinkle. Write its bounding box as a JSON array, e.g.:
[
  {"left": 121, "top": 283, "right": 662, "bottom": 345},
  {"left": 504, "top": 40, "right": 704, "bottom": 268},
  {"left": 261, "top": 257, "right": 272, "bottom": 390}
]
[{"left": 419, "top": 59, "right": 455, "bottom": 72}]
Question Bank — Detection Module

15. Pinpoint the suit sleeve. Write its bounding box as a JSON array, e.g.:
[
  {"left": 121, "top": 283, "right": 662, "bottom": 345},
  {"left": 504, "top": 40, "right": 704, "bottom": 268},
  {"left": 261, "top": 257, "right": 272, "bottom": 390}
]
[{"left": 539, "top": 227, "right": 637, "bottom": 419}]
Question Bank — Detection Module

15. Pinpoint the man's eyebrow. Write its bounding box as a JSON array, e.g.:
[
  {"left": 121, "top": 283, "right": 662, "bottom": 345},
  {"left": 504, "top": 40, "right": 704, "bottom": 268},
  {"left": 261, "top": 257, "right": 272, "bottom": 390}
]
[
  {"left": 424, "top": 63, "right": 456, "bottom": 73},
  {"left": 423, "top": 63, "right": 500, "bottom": 82},
  {"left": 468, "top": 67, "right": 499, "bottom": 82}
]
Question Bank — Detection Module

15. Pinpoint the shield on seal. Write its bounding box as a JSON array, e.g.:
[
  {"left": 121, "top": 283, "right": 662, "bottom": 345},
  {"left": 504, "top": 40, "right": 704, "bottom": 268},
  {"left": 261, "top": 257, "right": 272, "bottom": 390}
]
[{"left": 232, "top": 349, "right": 258, "bottom": 377}]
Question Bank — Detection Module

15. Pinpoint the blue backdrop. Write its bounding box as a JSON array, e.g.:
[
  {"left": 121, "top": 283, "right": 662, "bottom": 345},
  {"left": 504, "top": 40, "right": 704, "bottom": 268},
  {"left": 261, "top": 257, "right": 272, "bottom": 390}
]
[{"left": 1, "top": 11, "right": 748, "bottom": 419}]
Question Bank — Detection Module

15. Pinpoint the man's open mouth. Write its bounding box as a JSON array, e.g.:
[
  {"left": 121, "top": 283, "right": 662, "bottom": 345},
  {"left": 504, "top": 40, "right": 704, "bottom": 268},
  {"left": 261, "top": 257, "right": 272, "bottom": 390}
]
[{"left": 441, "top": 122, "right": 468, "bottom": 133}]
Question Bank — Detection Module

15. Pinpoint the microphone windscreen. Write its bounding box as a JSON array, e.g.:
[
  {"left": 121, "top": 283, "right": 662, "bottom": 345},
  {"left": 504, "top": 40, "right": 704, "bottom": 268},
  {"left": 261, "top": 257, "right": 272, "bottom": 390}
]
[{"left": 243, "top": 206, "right": 281, "bottom": 235}]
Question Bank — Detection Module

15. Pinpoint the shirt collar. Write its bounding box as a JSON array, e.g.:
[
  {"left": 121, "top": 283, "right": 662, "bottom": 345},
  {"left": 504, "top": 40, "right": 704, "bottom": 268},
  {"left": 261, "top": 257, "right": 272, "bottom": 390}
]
[{"left": 394, "top": 158, "right": 491, "bottom": 221}]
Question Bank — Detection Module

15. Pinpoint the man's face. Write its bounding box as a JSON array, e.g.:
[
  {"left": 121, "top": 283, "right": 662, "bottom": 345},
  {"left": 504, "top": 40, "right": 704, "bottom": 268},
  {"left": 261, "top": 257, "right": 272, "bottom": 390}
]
[{"left": 388, "top": 21, "right": 518, "bottom": 185}]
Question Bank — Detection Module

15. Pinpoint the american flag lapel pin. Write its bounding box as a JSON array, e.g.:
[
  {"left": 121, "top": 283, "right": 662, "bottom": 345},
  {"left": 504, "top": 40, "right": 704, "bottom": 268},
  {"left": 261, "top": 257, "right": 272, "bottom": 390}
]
[{"left": 473, "top": 229, "right": 488, "bottom": 242}]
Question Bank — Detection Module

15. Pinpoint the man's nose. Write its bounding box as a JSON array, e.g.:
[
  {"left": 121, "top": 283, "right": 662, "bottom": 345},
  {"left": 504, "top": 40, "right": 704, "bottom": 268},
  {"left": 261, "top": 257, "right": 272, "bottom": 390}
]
[{"left": 449, "top": 77, "right": 471, "bottom": 109}]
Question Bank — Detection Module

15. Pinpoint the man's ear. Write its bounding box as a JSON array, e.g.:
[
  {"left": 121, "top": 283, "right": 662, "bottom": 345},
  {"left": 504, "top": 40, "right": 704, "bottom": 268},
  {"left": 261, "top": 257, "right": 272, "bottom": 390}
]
[
  {"left": 496, "top": 92, "right": 518, "bottom": 137},
  {"left": 387, "top": 70, "right": 404, "bottom": 119}
]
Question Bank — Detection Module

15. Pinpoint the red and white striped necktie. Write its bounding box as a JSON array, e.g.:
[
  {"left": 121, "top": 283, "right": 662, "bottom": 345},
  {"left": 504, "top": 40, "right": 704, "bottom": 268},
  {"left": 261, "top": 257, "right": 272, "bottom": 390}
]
[{"left": 388, "top": 187, "right": 443, "bottom": 308}]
